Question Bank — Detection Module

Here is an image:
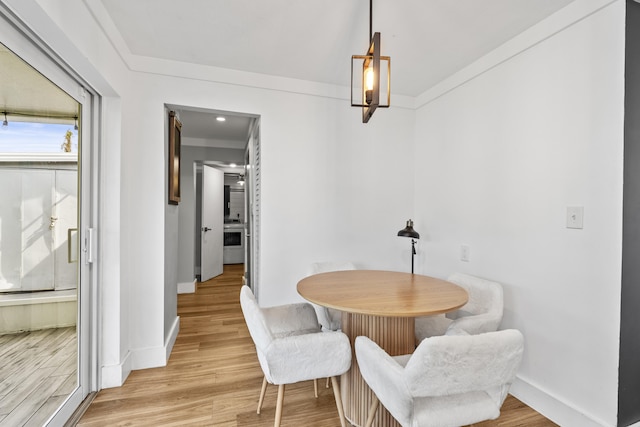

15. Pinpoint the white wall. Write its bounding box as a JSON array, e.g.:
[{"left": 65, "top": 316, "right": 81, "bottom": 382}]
[
  {"left": 259, "top": 96, "right": 417, "bottom": 305},
  {"left": 413, "top": 1, "right": 624, "bottom": 426},
  {"left": 163, "top": 107, "right": 179, "bottom": 352},
  {"left": 133, "top": 72, "right": 415, "bottom": 308}
]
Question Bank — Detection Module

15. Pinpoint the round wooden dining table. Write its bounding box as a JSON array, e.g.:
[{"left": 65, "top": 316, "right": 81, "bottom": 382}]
[{"left": 297, "top": 270, "right": 468, "bottom": 427}]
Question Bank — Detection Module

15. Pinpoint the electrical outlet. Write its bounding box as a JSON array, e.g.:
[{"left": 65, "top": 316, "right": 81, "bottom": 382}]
[{"left": 461, "top": 245, "right": 470, "bottom": 262}]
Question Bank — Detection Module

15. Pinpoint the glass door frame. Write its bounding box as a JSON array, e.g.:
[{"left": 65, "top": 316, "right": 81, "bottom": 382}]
[{"left": 0, "top": 3, "right": 100, "bottom": 425}]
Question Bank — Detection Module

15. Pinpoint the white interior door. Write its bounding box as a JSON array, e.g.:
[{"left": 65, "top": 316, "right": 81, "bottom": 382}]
[{"left": 201, "top": 165, "right": 224, "bottom": 281}]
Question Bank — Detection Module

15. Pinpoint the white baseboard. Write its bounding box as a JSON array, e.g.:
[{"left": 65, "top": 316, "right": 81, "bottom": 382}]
[
  {"left": 177, "top": 279, "right": 197, "bottom": 294},
  {"left": 165, "top": 316, "right": 180, "bottom": 360},
  {"left": 101, "top": 350, "right": 131, "bottom": 388},
  {"left": 130, "top": 316, "right": 180, "bottom": 370},
  {"left": 101, "top": 317, "right": 180, "bottom": 388},
  {"left": 511, "top": 375, "right": 611, "bottom": 427}
]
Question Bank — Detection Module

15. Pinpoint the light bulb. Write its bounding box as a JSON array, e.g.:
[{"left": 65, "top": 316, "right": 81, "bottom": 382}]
[
  {"left": 365, "top": 66, "right": 375, "bottom": 90},
  {"left": 364, "top": 66, "right": 374, "bottom": 105}
]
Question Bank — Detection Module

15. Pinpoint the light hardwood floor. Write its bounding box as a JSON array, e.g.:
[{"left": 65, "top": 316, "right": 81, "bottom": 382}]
[
  {"left": 0, "top": 327, "right": 77, "bottom": 427},
  {"left": 78, "top": 264, "right": 557, "bottom": 427}
]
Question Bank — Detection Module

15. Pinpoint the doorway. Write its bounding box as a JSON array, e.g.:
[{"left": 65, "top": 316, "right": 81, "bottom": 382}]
[
  {"left": 0, "top": 11, "right": 98, "bottom": 427},
  {"left": 167, "top": 106, "right": 259, "bottom": 290}
]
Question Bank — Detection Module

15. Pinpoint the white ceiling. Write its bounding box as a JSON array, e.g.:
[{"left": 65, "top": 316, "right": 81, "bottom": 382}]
[
  {"left": 94, "top": 0, "right": 577, "bottom": 145},
  {"left": 173, "top": 108, "right": 253, "bottom": 143},
  {"left": 98, "top": 0, "right": 573, "bottom": 147},
  {"left": 98, "top": 0, "right": 576, "bottom": 98},
  {"left": 0, "top": 1, "right": 580, "bottom": 150}
]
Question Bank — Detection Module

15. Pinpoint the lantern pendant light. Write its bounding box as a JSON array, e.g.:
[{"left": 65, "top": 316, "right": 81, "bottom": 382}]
[{"left": 351, "top": 0, "right": 390, "bottom": 123}]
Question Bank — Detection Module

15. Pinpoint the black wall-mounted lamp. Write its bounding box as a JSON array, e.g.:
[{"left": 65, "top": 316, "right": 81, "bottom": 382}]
[
  {"left": 351, "top": 0, "right": 390, "bottom": 123},
  {"left": 397, "top": 219, "right": 420, "bottom": 274}
]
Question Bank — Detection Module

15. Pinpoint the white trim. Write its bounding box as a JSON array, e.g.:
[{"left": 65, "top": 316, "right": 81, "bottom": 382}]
[
  {"left": 511, "top": 376, "right": 612, "bottom": 427},
  {"left": 131, "top": 346, "right": 167, "bottom": 371},
  {"left": 130, "top": 316, "right": 180, "bottom": 370},
  {"left": 101, "top": 351, "right": 131, "bottom": 389},
  {"left": 177, "top": 279, "right": 197, "bottom": 294},
  {"left": 165, "top": 316, "right": 180, "bottom": 360}
]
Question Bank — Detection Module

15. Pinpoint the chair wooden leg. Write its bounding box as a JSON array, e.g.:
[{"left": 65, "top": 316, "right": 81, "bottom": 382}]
[
  {"left": 326, "top": 377, "right": 330, "bottom": 388},
  {"left": 314, "top": 378, "right": 318, "bottom": 398},
  {"left": 365, "top": 395, "right": 380, "bottom": 427},
  {"left": 274, "top": 384, "right": 285, "bottom": 427},
  {"left": 257, "top": 376, "right": 268, "bottom": 414},
  {"left": 330, "top": 376, "right": 347, "bottom": 427}
]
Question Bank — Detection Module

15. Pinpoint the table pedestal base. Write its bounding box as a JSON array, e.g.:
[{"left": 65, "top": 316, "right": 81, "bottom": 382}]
[{"left": 341, "top": 313, "right": 415, "bottom": 427}]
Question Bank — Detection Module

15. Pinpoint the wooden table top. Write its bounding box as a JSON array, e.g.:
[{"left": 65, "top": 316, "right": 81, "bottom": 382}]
[{"left": 297, "top": 270, "right": 468, "bottom": 317}]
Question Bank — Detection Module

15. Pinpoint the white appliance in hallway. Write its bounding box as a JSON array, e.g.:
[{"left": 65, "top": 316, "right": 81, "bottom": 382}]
[{"left": 223, "top": 223, "right": 244, "bottom": 264}]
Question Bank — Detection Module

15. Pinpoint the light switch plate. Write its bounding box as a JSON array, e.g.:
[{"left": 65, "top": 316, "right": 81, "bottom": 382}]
[
  {"left": 566, "top": 206, "right": 584, "bottom": 229},
  {"left": 460, "top": 244, "right": 470, "bottom": 262}
]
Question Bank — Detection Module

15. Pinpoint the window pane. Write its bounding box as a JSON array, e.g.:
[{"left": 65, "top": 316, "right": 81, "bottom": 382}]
[{"left": 0, "top": 121, "right": 78, "bottom": 153}]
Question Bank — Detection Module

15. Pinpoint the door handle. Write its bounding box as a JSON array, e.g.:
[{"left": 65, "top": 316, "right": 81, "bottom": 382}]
[
  {"left": 202, "top": 227, "right": 212, "bottom": 232},
  {"left": 68, "top": 228, "right": 78, "bottom": 263}
]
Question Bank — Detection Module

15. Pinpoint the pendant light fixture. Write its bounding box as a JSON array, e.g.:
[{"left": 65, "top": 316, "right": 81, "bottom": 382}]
[{"left": 351, "top": 0, "right": 390, "bottom": 123}]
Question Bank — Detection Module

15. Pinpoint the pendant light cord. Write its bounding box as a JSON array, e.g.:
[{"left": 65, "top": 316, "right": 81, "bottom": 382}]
[{"left": 369, "top": 0, "right": 373, "bottom": 42}]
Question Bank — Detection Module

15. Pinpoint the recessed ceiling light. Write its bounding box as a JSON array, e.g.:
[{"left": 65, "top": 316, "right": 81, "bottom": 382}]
[
  {"left": 216, "top": 116, "right": 226, "bottom": 122},
  {"left": 230, "top": 163, "right": 237, "bottom": 168}
]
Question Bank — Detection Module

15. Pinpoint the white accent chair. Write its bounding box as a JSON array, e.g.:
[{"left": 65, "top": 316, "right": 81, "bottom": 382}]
[
  {"left": 415, "top": 272, "right": 503, "bottom": 342},
  {"left": 356, "top": 329, "right": 524, "bottom": 427},
  {"left": 239, "top": 286, "right": 351, "bottom": 427},
  {"left": 308, "top": 261, "right": 356, "bottom": 332}
]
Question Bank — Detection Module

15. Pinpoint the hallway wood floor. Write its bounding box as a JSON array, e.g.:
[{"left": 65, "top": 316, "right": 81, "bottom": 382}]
[{"left": 77, "top": 264, "right": 557, "bottom": 426}]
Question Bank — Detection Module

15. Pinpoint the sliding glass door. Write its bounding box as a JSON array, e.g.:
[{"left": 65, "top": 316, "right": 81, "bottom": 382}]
[{"left": 0, "top": 7, "right": 98, "bottom": 426}]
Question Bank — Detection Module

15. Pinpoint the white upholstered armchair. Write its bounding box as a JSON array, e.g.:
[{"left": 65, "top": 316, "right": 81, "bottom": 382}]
[
  {"left": 308, "top": 261, "right": 356, "bottom": 332},
  {"left": 356, "top": 329, "right": 524, "bottom": 427},
  {"left": 239, "top": 286, "right": 351, "bottom": 427},
  {"left": 415, "top": 272, "right": 503, "bottom": 342}
]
